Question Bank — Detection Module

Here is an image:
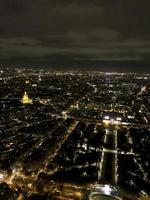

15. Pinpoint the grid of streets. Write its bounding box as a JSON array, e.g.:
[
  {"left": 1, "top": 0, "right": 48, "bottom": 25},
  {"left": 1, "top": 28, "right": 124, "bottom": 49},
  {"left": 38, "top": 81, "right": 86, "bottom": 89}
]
[{"left": 0, "top": 68, "right": 150, "bottom": 200}]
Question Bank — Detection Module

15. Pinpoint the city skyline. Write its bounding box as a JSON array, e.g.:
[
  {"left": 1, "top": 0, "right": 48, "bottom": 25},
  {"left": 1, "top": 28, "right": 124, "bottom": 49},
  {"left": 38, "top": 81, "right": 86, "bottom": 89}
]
[{"left": 0, "top": 1, "right": 150, "bottom": 199}]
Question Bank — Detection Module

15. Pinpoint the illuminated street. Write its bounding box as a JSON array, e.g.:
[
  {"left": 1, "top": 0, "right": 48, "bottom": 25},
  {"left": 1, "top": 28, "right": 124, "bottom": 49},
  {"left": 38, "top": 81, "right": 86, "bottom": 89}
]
[{"left": 99, "top": 129, "right": 118, "bottom": 185}]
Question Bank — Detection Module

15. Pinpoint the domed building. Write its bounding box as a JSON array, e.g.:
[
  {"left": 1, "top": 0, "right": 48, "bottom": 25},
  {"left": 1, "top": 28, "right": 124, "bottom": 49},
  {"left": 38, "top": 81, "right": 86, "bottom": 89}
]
[{"left": 21, "top": 91, "right": 33, "bottom": 104}]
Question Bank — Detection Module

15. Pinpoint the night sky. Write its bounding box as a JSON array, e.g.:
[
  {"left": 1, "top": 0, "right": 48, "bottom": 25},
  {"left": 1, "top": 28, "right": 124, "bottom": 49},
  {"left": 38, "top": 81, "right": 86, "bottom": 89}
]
[{"left": 0, "top": 0, "right": 150, "bottom": 72}]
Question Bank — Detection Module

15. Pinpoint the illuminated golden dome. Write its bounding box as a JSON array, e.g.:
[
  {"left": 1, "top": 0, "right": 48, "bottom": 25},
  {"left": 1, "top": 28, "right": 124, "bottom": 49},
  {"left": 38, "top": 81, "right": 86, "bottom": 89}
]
[{"left": 21, "top": 91, "right": 33, "bottom": 104}]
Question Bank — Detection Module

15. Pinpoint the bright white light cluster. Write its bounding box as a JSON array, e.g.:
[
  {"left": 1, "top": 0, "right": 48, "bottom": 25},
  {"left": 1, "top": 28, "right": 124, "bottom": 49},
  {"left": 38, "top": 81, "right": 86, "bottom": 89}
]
[
  {"left": 104, "top": 116, "right": 110, "bottom": 120},
  {"left": 102, "top": 185, "right": 112, "bottom": 195}
]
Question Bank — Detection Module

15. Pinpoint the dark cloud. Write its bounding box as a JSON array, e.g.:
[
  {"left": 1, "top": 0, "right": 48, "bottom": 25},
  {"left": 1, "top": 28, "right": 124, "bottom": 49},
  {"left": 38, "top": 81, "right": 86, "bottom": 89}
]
[{"left": 0, "top": 0, "right": 150, "bottom": 71}]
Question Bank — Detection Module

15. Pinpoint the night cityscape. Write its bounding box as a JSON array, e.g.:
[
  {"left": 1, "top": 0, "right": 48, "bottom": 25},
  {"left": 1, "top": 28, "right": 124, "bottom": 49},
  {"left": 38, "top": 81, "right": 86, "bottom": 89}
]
[
  {"left": 0, "top": 0, "right": 150, "bottom": 199},
  {"left": 0, "top": 68, "right": 149, "bottom": 200}
]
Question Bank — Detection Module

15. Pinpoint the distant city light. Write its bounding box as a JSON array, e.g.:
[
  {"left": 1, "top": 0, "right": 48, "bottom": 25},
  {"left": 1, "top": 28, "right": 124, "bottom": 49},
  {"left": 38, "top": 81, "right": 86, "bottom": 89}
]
[
  {"left": 0, "top": 173, "right": 4, "bottom": 182},
  {"left": 104, "top": 116, "right": 110, "bottom": 120},
  {"left": 103, "top": 120, "right": 110, "bottom": 125},
  {"left": 116, "top": 117, "right": 122, "bottom": 121},
  {"left": 127, "top": 115, "right": 134, "bottom": 119},
  {"left": 12, "top": 168, "right": 16, "bottom": 173}
]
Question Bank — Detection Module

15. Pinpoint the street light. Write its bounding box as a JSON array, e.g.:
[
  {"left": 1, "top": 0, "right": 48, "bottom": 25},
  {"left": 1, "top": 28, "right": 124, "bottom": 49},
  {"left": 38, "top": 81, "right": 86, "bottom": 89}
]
[
  {"left": 0, "top": 174, "right": 4, "bottom": 182},
  {"left": 104, "top": 116, "right": 110, "bottom": 120}
]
